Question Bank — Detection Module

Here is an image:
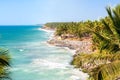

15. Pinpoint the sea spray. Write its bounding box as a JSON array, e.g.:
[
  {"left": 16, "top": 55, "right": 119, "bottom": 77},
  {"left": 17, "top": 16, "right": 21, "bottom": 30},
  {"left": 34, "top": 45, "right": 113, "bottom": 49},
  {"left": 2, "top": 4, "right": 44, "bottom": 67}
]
[{"left": 0, "top": 25, "right": 88, "bottom": 80}]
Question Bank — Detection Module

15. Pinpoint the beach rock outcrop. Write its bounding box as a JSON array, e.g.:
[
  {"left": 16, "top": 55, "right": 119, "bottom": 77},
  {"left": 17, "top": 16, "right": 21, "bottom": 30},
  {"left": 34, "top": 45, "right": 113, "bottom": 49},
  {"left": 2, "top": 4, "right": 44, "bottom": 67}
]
[{"left": 47, "top": 36, "right": 92, "bottom": 54}]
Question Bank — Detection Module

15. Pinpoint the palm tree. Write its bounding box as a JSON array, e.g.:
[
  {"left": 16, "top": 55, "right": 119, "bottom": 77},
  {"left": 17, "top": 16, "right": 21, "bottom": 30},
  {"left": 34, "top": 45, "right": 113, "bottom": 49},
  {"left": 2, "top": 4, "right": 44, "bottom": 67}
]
[
  {"left": 91, "top": 4, "right": 120, "bottom": 54},
  {"left": 89, "top": 4, "right": 120, "bottom": 80},
  {"left": 0, "top": 49, "right": 11, "bottom": 80},
  {"left": 72, "top": 4, "right": 120, "bottom": 80}
]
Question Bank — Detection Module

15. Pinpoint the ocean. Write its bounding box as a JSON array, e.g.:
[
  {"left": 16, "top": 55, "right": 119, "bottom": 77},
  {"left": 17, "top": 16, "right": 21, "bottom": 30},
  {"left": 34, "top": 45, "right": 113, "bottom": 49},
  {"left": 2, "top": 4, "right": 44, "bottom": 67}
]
[{"left": 0, "top": 25, "right": 88, "bottom": 80}]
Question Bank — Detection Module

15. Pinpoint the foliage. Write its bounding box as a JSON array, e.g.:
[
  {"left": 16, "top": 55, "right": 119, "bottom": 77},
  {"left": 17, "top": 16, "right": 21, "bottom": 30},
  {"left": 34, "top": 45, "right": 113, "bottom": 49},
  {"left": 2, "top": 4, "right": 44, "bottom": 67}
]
[
  {"left": 0, "top": 48, "right": 11, "bottom": 80},
  {"left": 72, "top": 52, "right": 120, "bottom": 80},
  {"left": 89, "top": 61, "right": 120, "bottom": 80},
  {"left": 45, "top": 21, "right": 92, "bottom": 38},
  {"left": 45, "top": 4, "right": 120, "bottom": 80},
  {"left": 72, "top": 4, "right": 120, "bottom": 80}
]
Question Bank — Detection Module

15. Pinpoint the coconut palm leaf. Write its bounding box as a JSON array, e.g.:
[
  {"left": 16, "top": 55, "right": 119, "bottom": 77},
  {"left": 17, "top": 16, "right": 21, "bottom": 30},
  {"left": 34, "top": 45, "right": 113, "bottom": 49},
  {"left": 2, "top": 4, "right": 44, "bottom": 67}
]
[
  {"left": 72, "top": 4, "right": 120, "bottom": 80},
  {"left": 72, "top": 52, "right": 120, "bottom": 73},
  {"left": 106, "top": 5, "right": 120, "bottom": 39},
  {"left": 0, "top": 50, "right": 10, "bottom": 67},
  {"left": 0, "top": 49, "right": 11, "bottom": 80},
  {"left": 90, "top": 60, "right": 120, "bottom": 80},
  {"left": 0, "top": 58, "right": 10, "bottom": 67},
  {"left": 102, "top": 19, "right": 113, "bottom": 35}
]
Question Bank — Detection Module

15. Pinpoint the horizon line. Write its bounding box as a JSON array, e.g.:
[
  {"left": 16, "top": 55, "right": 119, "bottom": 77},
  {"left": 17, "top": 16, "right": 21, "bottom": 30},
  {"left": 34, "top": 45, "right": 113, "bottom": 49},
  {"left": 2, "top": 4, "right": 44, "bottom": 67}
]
[{"left": 0, "top": 24, "right": 44, "bottom": 26}]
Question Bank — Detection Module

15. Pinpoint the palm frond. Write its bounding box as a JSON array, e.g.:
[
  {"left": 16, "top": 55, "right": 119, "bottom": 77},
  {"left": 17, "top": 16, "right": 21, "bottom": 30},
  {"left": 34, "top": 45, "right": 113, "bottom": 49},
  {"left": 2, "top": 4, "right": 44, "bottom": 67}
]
[
  {"left": 102, "top": 19, "right": 113, "bottom": 35},
  {"left": 106, "top": 6, "right": 114, "bottom": 22},
  {"left": 90, "top": 60, "right": 120, "bottom": 80},
  {"left": 106, "top": 5, "right": 120, "bottom": 39}
]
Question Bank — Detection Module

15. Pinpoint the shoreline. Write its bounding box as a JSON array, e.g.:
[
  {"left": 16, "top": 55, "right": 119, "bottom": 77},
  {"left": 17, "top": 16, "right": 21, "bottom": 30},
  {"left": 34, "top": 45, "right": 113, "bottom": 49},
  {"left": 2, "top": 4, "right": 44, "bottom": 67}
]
[
  {"left": 47, "top": 37, "right": 92, "bottom": 54},
  {"left": 42, "top": 27, "right": 93, "bottom": 54},
  {"left": 42, "top": 25, "right": 93, "bottom": 54},
  {"left": 42, "top": 26, "right": 90, "bottom": 79}
]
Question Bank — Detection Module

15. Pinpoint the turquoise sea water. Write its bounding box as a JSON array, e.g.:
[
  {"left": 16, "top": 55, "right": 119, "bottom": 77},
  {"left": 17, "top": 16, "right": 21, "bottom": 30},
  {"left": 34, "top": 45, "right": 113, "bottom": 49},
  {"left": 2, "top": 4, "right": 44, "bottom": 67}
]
[{"left": 0, "top": 25, "right": 88, "bottom": 80}]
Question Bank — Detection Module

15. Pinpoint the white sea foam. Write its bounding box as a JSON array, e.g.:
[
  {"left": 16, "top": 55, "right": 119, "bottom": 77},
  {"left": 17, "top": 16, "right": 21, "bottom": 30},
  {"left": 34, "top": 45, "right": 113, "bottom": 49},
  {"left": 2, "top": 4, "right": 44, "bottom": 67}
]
[
  {"left": 62, "top": 47, "right": 76, "bottom": 54},
  {"left": 70, "top": 75, "right": 80, "bottom": 80},
  {"left": 19, "top": 49, "right": 24, "bottom": 52},
  {"left": 37, "top": 28, "right": 55, "bottom": 33},
  {"left": 30, "top": 58, "right": 68, "bottom": 69},
  {"left": 4, "top": 26, "right": 89, "bottom": 80},
  {"left": 10, "top": 68, "right": 20, "bottom": 71},
  {"left": 11, "top": 67, "right": 33, "bottom": 73},
  {"left": 11, "top": 64, "right": 89, "bottom": 80},
  {"left": 37, "top": 27, "right": 55, "bottom": 40},
  {"left": 11, "top": 27, "right": 88, "bottom": 80},
  {"left": 16, "top": 42, "right": 43, "bottom": 49},
  {"left": 69, "top": 69, "right": 89, "bottom": 80}
]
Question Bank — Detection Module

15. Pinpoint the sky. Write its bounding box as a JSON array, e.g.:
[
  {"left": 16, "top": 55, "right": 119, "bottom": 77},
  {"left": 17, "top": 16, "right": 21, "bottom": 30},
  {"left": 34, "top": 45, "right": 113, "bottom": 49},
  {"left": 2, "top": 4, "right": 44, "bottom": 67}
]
[{"left": 0, "top": 0, "right": 119, "bottom": 25}]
